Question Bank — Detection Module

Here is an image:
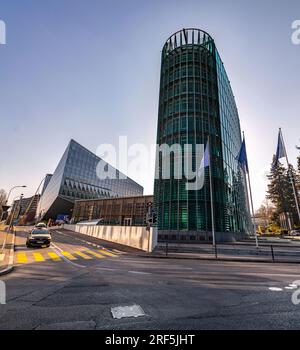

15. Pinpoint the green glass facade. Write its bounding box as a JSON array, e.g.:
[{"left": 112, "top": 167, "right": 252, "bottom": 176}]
[{"left": 154, "top": 28, "right": 250, "bottom": 240}]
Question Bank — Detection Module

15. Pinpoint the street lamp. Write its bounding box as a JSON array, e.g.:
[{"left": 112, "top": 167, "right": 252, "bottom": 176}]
[
  {"left": 8, "top": 194, "right": 24, "bottom": 230},
  {"left": 5, "top": 185, "right": 27, "bottom": 205}
]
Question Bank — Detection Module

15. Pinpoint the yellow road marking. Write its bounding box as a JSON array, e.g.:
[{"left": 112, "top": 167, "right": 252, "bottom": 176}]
[
  {"left": 62, "top": 251, "right": 77, "bottom": 260},
  {"left": 99, "top": 249, "right": 116, "bottom": 257},
  {"left": 85, "top": 250, "right": 105, "bottom": 259},
  {"left": 75, "top": 251, "right": 93, "bottom": 260},
  {"left": 48, "top": 252, "right": 62, "bottom": 261},
  {"left": 17, "top": 253, "right": 28, "bottom": 264},
  {"left": 33, "top": 253, "right": 45, "bottom": 262}
]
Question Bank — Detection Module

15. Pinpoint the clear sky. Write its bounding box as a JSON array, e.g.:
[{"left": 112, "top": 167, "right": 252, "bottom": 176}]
[{"left": 0, "top": 0, "right": 299, "bottom": 209}]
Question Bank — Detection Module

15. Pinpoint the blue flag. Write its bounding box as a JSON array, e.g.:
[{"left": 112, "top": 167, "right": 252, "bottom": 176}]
[
  {"left": 236, "top": 137, "right": 249, "bottom": 173},
  {"left": 275, "top": 130, "right": 286, "bottom": 163},
  {"left": 197, "top": 141, "right": 210, "bottom": 178}
]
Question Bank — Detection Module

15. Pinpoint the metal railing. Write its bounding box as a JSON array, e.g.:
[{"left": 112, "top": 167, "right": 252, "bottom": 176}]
[{"left": 160, "top": 241, "right": 300, "bottom": 263}]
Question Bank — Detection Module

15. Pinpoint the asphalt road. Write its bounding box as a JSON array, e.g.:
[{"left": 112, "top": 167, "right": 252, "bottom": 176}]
[{"left": 0, "top": 228, "right": 300, "bottom": 330}]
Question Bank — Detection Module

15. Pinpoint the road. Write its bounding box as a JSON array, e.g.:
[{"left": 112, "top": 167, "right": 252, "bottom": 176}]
[{"left": 0, "top": 228, "right": 300, "bottom": 329}]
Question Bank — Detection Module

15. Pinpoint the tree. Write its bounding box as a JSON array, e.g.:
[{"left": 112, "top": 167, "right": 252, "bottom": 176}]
[
  {"left": 0, "top": 189, "right": 7, "bottom": 205},
  {"left": 255, "top": 198, "right": 276, "bottom": 227},
  {"left": 267, "top": 156, "right": 298, "bottom": 227},
  {"left": 296, "top": 156, "right": 300, "bottom": 193},
  {"left": 0, "top": 189, "right": 7, "bottom": 220}
]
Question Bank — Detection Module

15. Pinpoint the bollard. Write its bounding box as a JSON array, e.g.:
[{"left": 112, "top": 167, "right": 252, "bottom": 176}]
[
  {"left": 271, "top": 245, "right": 275, "bottom": 262},
  {"left": 214, "top": 244, "right": 218, "bottom": 259}
]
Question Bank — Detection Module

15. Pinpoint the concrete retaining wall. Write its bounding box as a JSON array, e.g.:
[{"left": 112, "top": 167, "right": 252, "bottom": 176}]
[{"left": 64, "top": 224, "right": 158, "bottom": 252}]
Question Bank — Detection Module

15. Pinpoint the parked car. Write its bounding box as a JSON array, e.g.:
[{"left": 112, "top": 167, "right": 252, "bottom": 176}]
[
  {"left": 26, "top": 228, "right": 52, "bottom": 248},
  {"left": 290, "top": 230, "right": 300, "bottom": 236}
]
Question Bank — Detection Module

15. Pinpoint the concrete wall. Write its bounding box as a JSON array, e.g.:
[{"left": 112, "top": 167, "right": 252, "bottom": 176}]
[{"left": 64, "top": 224, "right": 158, "bottom": 252}]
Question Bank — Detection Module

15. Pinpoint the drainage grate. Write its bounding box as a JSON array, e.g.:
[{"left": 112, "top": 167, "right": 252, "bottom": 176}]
[{"left": 111, "top": 305, "right": 145, "bottom": 319}]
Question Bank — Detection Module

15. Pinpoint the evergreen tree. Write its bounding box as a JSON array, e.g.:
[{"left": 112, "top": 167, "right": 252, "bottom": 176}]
[
  {"left": 297, "top": 156, "right": 300, "bottom": 191},
  {"left": 288, "top": 164, "right": 300, "bottom": 219},
  {"left": 267, "top": 156, "right": 297, "bottom": 226}
]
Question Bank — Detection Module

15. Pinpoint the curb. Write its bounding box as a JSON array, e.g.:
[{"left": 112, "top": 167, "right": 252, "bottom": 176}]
[
  {"left": 136, "top": 253, "right": 300, "bottom": 265},
  {"left": 0, "top": 230, "right": 15, "bottom": 276}
]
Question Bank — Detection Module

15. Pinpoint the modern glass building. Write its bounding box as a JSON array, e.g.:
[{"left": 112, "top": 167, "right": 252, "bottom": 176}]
[
  {"left": 41, "top": 174, "right": 53, "bottom": 195},
  {"left": 37, "top": 139, "right": 143, "bottom": 220},
  {"left": 72, "top": 195, "right": 153, "bottom": 226},
  {"left": 154, "top": 28, "right": 251, "bottom": 242}
]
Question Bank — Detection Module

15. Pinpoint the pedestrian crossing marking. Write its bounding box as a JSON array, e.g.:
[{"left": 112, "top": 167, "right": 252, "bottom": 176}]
[
  {"left": 33, "top": 253, "right": 45, "bottom": 262},
  {"left": 17, "top": 253, "right": 27, "bottom": 264},
  {"left": 99, "top": 249, "right": 117, "bottom": 257},
  {"left": 48, "top": 252, "right": 62, "bottom": 261},
  {"left": 15, "top": 248, "right": 121, "bottom": 265},
  {"left": 75, "top": 251, "right": 93, "bottom": 260},
  {"left": 85, "top": 250, "right": 105, "bottom": 259},
  {"left": 62, "top": 251, "right": 77, "bottom": 260}
]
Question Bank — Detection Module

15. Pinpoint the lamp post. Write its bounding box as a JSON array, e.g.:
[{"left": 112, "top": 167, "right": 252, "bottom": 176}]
[
  {"left": 8, "top": 194, "right": 24, "bottom": 230},
  {"left": 6, "top": 185, "right": 27, "bottom": 205},
  {"left": 1, "top": 185, "right": 26, "bottom": 222}
]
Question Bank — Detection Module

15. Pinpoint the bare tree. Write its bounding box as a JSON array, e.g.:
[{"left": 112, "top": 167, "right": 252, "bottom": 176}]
[
  {"left": 255, "top": 198, "right": 276, "bottom": 227},
  {"left": 0, "top": 189, "right": 6, "bottom": 205},
  {"left": 0, "top": 189, "right": 7, "bottom": 220}
]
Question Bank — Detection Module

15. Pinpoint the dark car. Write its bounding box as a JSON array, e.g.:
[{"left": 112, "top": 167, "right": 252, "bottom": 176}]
[{"left": 26, "top": 228, "right": 52, "bottom": 248}]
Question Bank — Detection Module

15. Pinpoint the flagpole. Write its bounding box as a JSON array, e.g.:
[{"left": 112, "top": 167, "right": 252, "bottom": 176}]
[
  {"left": 246, "top": 167, "right": 259, "bottom": 248},
  {"left": 243, "top": 132, "right": 259, "bottom": 248},
  {"left": 280, "top": 128, "right": 300, "bottom": 224},
  {"left": 243, "top": 168, "right": 252, "bottom": 234},
  {"left": 208, "top": 135, "right": 216, "bottom": 247},
  {"left": 242, "top": 149, "right": 252, "bottom": 234}
]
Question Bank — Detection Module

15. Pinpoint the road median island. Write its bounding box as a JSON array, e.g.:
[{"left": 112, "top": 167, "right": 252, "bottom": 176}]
[{"left": 0, "top": 228, "right": 15, "bottom": 276}]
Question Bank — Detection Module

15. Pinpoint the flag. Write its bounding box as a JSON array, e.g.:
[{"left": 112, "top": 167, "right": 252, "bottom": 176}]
[
  {"left": 236, "top": 137, "right": 249, "bottom": 173},
  {"left": 197, "top": 141, "right": 210, "bottom": 178},
  {"left": 275, "top": 129, "right": 286, "bottom": 163}
]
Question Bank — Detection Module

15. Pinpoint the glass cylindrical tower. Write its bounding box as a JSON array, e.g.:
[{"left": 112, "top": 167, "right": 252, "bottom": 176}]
[{"left": 154, "top": 28, "right": 250, "bottom": 241}]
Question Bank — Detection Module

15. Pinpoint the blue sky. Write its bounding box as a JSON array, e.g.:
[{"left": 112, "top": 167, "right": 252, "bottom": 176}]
[{"left": 0, "top": 0, "right": 299, "bottom": 209}]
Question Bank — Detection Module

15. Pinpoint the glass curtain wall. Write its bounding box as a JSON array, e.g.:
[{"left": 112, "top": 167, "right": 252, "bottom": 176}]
[{"left": 154, "top": 28, "right": 251, "bottom": 235}]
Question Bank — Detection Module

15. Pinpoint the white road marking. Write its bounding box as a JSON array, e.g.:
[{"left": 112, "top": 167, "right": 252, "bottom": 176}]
[
  {"left": 50, "top": 242, "right": 86, "bottom": 268},
  {"left": 268, "top": 287, "right": 283, "bottom": 292},
  {"left": 54, "top": 230, "right": 103, "bottom": 249},
  {"left": 54, "top": 230, "right": 123, "bottom": 255},
  {"left": 14, "top": 246, "right": 25, "bottom": 251},
  {"left": 128, "top": 271, "right": 151, "bottom": 275}
]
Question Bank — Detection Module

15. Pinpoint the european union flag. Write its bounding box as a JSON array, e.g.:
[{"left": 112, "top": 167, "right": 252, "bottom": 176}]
[
  {"left": 197, "top": 141, "right": 210, "bottom": 178},
  {"left": 275, "top": 129, "right": 286, "bottom": 163},
  {"left": 236, "top": 138, "right": 249, "bottom": 174}
]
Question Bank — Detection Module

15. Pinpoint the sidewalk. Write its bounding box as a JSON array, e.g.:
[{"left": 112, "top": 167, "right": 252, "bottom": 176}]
[
  {"left": 143, "top": 241, "right": 300, "bottom": 264},
  {"left": 0, "top": 227, "right": 15, "bottom": 275}
]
